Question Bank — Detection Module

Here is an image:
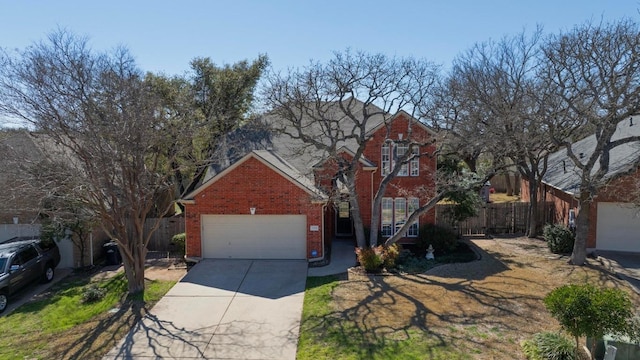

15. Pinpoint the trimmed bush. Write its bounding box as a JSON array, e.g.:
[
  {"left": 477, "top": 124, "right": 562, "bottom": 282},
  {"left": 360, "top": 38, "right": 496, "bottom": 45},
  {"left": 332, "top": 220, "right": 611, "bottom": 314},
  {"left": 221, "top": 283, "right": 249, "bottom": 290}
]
[
  {"left": 416, "top": 223, "right": 458, "bottom": 256},
  {"left": 382, "top": 243, "right": 400, "bottom": 269},
  {"left": 355, "top": 246, "right": 383, "bottom": 272},
  {"left": 544, "top": 284, "right": 636, "bottom": 357},
  {"left": 81, "top": 283, "right": 107, "bottom": 304},
  {"left": 521, "top": 331, "right": 576, "bottom": 360},
  {"left": 171, "top": 232, "right": 186, "bottom": 256},
  {"left": 543, "top": 224, "right": 575, "bottom": 254}
]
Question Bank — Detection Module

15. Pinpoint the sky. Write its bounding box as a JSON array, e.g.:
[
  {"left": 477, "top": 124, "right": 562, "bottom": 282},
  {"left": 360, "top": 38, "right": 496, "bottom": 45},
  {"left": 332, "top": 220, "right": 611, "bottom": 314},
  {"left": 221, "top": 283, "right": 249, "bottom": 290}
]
[{"left": 0, "top": 1, "right": 637, "bottom": 77}]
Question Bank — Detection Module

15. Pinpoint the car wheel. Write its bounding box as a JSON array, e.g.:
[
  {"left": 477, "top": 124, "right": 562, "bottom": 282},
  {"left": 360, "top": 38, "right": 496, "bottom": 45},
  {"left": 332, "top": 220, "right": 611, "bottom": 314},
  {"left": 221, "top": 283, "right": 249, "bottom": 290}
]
[
  {"left": 0, "top": 292, "right": 7, "bottom": 313},
  {"left": 42, "top": 265, "right": 54, "bottom": 283}
]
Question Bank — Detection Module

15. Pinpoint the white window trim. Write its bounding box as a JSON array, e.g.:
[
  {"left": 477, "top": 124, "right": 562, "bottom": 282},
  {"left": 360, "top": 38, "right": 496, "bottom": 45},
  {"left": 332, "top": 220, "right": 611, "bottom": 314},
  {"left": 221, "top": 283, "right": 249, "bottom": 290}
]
[
  {"left": 381, "top": 197, "right": 393, "bottom": 237},
  {"left": 396, "top": 143, "right": 408, "bottom": 176},
  {"left": 410, "top": 147, "right": 419, "bottom": 177},
  {"left": 381, "top": 142, "right": 390, "bottom": 176},
  {"left": 407, "top": 197, "right": 419, "bottom": 237},
  {"left": 380, "top": 197, "right": 420, "bottom": 238}
]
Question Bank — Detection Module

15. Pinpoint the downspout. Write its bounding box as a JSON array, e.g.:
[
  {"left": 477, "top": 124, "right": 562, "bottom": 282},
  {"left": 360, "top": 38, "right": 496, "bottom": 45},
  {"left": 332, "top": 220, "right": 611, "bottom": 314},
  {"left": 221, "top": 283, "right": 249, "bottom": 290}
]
[
  {"left": 308, "top": 203, "right": 327, "bottom": 263},
  {"left": 371, "top": 168, "right": 377, "bottom": 212}
]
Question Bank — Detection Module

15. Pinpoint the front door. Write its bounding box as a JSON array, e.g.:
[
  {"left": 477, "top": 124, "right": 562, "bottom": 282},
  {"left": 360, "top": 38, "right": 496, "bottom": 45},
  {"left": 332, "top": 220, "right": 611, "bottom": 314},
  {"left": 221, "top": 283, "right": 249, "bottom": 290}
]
[{"left": 335, "top": 201, "right": 353, "bottom": 236}]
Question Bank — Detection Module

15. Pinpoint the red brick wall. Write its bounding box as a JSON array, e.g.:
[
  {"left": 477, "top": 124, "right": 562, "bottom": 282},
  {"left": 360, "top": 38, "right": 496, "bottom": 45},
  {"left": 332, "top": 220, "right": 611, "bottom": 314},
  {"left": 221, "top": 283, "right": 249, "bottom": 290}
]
[
  {"left": 314, "top": 113, "right": 437, "bottom": 241},
  {"left": 184, "top": 155, "right": 324, "bottom": 259},
  {"left": 521, "top": 178, "right": 580, "bottom": 235},
  {"left": 363, "top": 113, "right": 437, "bottom": 233}
]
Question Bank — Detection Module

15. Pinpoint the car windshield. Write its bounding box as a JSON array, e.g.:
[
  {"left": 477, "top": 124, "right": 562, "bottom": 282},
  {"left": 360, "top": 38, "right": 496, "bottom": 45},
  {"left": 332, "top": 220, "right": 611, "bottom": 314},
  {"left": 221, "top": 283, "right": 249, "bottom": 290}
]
[{"left": 0, "top": 257, "right": 6, "bottom": 274}]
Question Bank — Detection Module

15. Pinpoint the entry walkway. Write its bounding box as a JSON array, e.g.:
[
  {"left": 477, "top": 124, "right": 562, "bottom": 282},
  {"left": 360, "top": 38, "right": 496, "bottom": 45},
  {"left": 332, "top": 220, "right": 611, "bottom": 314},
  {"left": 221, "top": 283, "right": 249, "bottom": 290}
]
[{"left": 308, "top": 238, "right": 356, "bottom": 277}]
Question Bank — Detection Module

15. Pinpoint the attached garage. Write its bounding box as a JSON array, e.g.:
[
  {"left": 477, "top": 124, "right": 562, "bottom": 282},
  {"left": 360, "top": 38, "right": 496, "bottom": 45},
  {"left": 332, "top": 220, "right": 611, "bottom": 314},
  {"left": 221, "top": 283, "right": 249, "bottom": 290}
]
[
  {"left": 596, "top": 202, "right": 640, "bottom": 252},
  {"left": 201, "top": 214, "right": 307, "bottom": 259}
]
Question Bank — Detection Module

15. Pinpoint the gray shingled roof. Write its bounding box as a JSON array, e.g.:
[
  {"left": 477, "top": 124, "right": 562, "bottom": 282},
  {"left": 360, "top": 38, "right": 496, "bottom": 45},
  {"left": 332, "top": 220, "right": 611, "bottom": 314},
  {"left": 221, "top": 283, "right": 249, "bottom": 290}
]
[
  {"left": 543, "top": 116, "right": 640, "bottom": 195},
  {"left": 251, "top": 150, "right": 328, "bottom": 199},
  {"left": 193, "top": 99, "right": 435, "bottom": 198},
  {"left": 183, "top": 149, "right": 328, "bottom": 201},
  {"left": 201, "top": 99, "right": 387, "bottom": 184}
]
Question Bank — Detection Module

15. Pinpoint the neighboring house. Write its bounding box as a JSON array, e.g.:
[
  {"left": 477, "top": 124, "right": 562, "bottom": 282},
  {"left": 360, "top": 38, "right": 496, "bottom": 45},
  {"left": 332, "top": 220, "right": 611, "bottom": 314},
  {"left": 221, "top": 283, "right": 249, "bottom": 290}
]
[
  {"left": 180, "top": 101, "right": 437, "bottom": 261},
  {"left": 0, "top": 130, "right": 105, "bottom": 267},
  {"left": 0, "top": 130, "right": 48, "bottom": 224},
  {"left": 521, "top": 117, "right": 640, "bottom": 253}
]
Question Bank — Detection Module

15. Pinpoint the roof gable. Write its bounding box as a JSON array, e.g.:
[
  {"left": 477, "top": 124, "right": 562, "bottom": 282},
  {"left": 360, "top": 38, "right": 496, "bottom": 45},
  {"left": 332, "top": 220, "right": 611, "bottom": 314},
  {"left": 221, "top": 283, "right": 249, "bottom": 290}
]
[
  {"left": 365, "top": 110, "right": 436, "bottom": 138},
  {"left": 183, "top": 150, "right": 328, "bottom": 201}
]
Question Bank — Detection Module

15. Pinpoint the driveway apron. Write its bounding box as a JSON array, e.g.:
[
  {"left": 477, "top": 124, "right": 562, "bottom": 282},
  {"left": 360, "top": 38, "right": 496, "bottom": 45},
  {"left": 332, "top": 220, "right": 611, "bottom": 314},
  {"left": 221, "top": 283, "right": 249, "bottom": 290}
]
[
  {"left": 104, "top": 259, "right": 308, "bottom": 359},
  {"left": 597, "top": 251, "right": 640, "bottom": 293}
]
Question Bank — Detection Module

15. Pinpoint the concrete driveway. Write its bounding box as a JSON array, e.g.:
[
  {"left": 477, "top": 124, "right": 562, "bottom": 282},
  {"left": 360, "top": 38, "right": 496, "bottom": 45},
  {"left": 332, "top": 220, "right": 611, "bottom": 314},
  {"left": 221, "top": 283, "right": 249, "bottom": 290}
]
[
  {"left": 1, "top": 268, "right": 72, "bottom": 316},
  {"left": 597, "top": 251, "right": 640, "bottom": 293},
  {"left": 104, "top": 259, "right": 308, "bottom": 360}
]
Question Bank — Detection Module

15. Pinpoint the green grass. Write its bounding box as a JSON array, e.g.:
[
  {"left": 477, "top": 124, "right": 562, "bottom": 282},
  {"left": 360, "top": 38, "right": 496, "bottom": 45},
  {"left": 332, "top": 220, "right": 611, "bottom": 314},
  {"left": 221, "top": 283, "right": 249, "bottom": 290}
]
[
  {"left": 0, "top": 273, "right": 176, "bottom": 360},
  {"left": 297, "top": 276, "right": 471, "bottom": 360}
]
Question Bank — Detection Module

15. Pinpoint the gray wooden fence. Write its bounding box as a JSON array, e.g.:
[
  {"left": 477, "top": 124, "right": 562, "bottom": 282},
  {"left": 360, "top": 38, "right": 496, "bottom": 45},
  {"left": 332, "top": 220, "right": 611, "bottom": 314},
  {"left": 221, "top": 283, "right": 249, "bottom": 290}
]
[
  {"left": 436, "top": 202, "right": 554, "bottom": 235},
  {"left": 125, "top": 216, "right": 185, "bottom": 252}
]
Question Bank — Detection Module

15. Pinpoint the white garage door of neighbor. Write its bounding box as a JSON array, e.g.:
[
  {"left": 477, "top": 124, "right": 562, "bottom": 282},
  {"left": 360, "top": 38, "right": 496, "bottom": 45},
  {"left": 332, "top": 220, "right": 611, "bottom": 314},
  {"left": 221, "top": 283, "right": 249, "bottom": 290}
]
[
  {"left": 202, "top": 215, "right": 307, "bottom": 259},
  {"left": 596, "top": 202, "right": 640, "bottom": 252}
]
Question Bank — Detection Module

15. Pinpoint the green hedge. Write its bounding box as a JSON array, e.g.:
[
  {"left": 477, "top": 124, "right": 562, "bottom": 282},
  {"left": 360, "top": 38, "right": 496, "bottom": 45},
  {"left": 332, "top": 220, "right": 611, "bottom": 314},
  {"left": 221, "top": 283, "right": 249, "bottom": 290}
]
[{"left": 543, "top": 224, "right": 574, "bottom": 254}]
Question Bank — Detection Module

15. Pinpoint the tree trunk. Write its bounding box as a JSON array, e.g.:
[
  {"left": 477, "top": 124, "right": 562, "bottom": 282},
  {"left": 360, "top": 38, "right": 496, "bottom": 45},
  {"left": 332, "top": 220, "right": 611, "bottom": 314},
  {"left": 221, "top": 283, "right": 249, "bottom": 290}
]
[
  {"left": 346, "top": 174, "right": 367, "bottom": 249},
  {"left": 570, "top": 194, "right": 590, "bottom": 265},
  {"left": 121, "top": 238, "right": 147, "bottom": 295},
  {"left": 505, "top": 173, "right": 513, "bottom": 196},
  {"left": 526, "top": 179, "right": 539, "bottom": 238},
  {"left": 77, "top": 233, "right": 86, "bottom": 268}
]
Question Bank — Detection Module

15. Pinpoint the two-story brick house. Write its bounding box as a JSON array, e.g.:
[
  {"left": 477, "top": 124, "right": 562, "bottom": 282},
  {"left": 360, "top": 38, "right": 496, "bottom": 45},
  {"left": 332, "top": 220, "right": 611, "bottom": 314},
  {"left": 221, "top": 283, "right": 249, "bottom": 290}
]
[{"left": 181, "top": 101, "right": 436, "bottom": 262}]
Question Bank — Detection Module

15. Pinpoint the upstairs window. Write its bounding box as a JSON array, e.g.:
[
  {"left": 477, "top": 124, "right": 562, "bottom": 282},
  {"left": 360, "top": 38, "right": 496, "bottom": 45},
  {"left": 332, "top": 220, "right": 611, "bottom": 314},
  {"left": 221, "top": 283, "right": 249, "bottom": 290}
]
[
  {"left": 410, "top": 147, "right": 419, "bottom": 176},
  {"left": 380, "top": 142, "right": 420, "bottom": 177},
  {"left": 381, "top": 142, "right": 390, "bottom": 176},
  {"left": 396, "top": 143, "right": 409, "bottom": 176}
]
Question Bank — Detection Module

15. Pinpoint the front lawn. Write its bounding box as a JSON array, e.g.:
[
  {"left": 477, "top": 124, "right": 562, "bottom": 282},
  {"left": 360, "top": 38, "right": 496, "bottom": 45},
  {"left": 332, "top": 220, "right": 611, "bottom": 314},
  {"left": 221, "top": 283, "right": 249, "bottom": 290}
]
[
  {"left": 298, "top": 275, "right": 468, "bottom": 360},
  {"left": 297, "top": 237, "right": 640, "bottom": 359},
  {"left": 0, "top": 272, "right": 177, "bottom": 360}
]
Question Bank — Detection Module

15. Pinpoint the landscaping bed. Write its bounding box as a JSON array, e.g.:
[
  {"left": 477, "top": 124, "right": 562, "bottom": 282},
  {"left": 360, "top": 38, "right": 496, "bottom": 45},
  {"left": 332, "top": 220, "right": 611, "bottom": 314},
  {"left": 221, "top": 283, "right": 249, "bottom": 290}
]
[{"left": 298, "top": 236, "right": 640, "bottom": 359}]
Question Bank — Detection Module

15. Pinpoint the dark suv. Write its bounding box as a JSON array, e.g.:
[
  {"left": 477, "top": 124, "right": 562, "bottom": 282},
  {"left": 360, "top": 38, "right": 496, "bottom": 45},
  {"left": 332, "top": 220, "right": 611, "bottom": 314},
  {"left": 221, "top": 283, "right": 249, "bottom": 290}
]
[{"left": 0, "top": 238, "right": 61, "bottom": 313}]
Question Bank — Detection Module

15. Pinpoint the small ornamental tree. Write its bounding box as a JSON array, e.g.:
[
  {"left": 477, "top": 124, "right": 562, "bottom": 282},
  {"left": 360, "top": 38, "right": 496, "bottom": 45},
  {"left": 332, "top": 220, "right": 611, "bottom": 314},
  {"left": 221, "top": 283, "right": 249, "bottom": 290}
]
[{"left": 544, "top": 284, "right": 636, "bottom": 358}]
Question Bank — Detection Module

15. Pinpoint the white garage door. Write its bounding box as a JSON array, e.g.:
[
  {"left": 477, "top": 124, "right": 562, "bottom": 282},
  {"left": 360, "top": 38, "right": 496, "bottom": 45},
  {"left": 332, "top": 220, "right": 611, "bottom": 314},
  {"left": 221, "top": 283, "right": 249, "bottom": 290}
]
[
  {"left": 202, "top": 215, "right": 307, "bottom": 259},
  {"left": 596, "top": 202, "right": 640, "bottom": 252}
]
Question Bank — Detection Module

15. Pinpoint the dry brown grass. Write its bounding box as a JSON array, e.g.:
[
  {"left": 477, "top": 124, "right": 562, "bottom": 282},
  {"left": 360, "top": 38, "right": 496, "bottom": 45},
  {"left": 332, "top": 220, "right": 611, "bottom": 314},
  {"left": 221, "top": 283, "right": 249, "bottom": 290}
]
[
  {"left": 489, "top": 192, "right": 521, "bottom": 203},
  {"left": 330, "top": 236, "right": 639, "bottom": 359}
]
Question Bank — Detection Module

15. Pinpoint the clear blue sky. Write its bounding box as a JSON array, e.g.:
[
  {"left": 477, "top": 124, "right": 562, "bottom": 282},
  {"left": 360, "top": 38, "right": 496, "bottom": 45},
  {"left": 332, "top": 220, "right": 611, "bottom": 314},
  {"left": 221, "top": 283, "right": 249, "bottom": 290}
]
[{"left": 0, "top": 1, "right": 637, "bottom": 76}]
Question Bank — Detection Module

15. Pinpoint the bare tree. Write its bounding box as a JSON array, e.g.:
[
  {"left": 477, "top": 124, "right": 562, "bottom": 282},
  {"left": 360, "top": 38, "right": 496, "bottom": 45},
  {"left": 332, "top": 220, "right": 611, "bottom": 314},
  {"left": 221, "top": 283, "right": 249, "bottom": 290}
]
[
  {"left": 263, "top": 51, "right": 490, "bottom": 248},
  {"left": 446, "top": 28, "right": 557, "bottom": 237},
  {"left": 540, "top": 19, "right": 640, "bottom": 265},
  {"left": 0, "top": 31, "right": 191, "bottom": 294}
]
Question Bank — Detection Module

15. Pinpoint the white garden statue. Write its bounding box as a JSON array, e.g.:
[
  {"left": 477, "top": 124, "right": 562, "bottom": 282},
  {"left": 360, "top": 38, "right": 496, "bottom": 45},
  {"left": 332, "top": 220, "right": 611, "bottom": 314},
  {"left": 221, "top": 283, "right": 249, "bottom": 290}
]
[{"left": 425, "top": 244, "right": 435, "bottom": 260}]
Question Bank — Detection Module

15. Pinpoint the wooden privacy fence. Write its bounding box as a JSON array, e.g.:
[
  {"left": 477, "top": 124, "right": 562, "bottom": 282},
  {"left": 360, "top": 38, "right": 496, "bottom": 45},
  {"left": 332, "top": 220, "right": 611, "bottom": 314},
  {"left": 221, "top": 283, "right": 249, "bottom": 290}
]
[
  {"left": 125, "top": 216, "right": 185, "bottom": 251},
  {"left": 436, "top": 202, "right": 555, "bottom": 236}
]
